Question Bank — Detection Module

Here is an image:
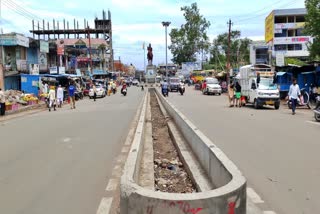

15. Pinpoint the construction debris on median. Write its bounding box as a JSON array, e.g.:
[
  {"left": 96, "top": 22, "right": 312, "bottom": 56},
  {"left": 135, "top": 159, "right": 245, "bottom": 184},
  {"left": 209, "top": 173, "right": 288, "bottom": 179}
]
[{"left": 150, "top": 92, "right": 196, "bottom": 194}]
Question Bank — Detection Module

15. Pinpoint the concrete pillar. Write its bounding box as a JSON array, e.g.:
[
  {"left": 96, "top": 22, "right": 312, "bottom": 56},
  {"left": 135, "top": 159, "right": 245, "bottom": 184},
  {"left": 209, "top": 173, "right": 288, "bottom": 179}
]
[{"left": 0, "top": 64, "right": 4, "bottom": 90}]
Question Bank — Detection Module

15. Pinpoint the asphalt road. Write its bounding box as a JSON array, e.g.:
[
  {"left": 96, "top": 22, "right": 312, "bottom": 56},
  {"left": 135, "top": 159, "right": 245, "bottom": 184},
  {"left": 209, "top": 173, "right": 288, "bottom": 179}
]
[
  {"left": 0, "top": 86, "right": 144, "bottom": 214},
  {"left": 166, "top": 87, "right": 320, "bottom": 214}
]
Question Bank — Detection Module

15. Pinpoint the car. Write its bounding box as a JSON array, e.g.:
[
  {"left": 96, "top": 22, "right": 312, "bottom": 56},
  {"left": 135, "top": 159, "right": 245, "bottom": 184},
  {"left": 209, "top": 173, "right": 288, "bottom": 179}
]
[
  {"left": 132, "top": 79, "right": 140, "bottom": 86},
  {"left": 89, "top": 84, "right": 106, "bottom": 98},
  {"left": 203, "top": 77, "right": 222, "bottom": 95},
  {"left": 169, "top": 77, "right": 180, "bottom": 92}
]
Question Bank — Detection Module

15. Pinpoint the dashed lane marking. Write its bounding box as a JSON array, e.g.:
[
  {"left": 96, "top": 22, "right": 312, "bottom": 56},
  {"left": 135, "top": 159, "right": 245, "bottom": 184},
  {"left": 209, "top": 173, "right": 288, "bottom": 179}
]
[
  {"left": 105, "top": 178, "right": 118, "bottom": 192},
  {"left": 306, "top": 121, "right": 320, "bottom": 126},
  {"left": 263, "top": 211, "right": 277, "bottom": 214},
  {"left": 247, "top": 188, "right": 264, "bottom": 204},
  {"left": 96, "top": 197, "right": 113, "bottom": 214}
]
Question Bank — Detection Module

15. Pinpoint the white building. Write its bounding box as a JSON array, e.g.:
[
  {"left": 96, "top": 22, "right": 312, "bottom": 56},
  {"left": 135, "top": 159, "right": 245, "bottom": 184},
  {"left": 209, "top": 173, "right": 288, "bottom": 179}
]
[{"left": 265, "top": 8, "right": 312, "bottom": 63}]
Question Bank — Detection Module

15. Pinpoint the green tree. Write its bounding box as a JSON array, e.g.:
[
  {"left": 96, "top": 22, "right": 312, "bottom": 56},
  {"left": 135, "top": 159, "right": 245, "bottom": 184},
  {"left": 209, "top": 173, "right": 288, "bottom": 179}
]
[
  {"left": 304, "top": 0, "right": 320, "bottom": 59},
  {"left": 169, "top": 3, "right": 210, "bottom": 64},
  {"left": 210, "top": 31, "right": 251, "bottom": 70}
]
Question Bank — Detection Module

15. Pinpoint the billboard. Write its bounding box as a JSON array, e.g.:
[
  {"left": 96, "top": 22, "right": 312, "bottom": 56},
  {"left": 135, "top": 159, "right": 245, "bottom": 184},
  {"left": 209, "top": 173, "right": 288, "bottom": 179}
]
[
  {"left": 265, "top": 12, "right": 274, "bottom": 43},
  {"left": 181, "top": 62, "right": 202, "bottom": 76}
]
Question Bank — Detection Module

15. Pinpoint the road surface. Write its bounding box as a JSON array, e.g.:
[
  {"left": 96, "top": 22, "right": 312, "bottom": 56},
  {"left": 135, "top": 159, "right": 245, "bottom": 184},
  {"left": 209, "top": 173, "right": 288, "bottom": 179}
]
[
  {"left": 0, "top": 87, "right": 144, "bottom": 214},
  {"left": 166, "top": 87, "right": 320, "bottom": 214}
]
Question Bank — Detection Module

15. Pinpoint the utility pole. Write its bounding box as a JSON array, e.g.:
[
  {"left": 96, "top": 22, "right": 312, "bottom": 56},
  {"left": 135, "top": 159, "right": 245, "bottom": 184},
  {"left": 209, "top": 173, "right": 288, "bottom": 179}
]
[
  {"left": 162, "top": 21, "right": 171, "bottom": 80},
  {"left": 143, "top": 42, "right": 146, "bottom": 73},
  {"left": 227, "top": 19, "right": 233, "bottom": 84},
  {"left": 0, "top": 0, "right": 4, "bottom": 89},
  {"left": 87, "top": 26, "right": 93, "bottom": 74}
]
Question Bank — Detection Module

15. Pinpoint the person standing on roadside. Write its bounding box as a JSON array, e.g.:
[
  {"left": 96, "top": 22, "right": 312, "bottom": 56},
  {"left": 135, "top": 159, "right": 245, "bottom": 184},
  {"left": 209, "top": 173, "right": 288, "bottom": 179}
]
[
  {"left": 92, "top": 84, "right": 97, "bottom": 101},
  {"left": 56, "top": 85, "right": 64, "bottom": 108},
  {"left": 68, "top": 81, "right": 76, "bottom": 109},
  {"left": 0, "top": 88, "right": 6, "bottom": 116},
  {"left": 288, "top": 78, "right": 301, "bottom": 115},
  {"left": 235, "top": 82, "right": 242, "bottom": 107},
  {"left": 228, "top": 83, "right": 235, "bottom": 107}
]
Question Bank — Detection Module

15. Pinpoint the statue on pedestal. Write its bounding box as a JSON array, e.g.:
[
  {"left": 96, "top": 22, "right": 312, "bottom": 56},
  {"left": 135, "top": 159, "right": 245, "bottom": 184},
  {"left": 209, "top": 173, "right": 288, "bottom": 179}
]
[{"left": 147, "top": 43, "right": 153, "bottom": 66}]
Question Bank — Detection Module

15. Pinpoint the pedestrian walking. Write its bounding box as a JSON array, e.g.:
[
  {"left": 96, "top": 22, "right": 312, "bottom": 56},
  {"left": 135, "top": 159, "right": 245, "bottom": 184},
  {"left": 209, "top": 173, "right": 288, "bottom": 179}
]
[
  {"left": 48, "top": 86, "right": 56, "bottom": 112},
  {"left": 93, "top": 84, "right": 97, "bottom": 101},
  {"left": 235, "top": 82, "right": 242, "bottom": 107},
  {"left": 57, "top": 85, "right": 64, "bottom": 108},
  {"left": 288, "top": 78, "right": 301, "bottom": 115},
  {"left": 0, "top": 88, "right": 6, "bottom": 116},
  {"left": 68, "top": 82, "right": 76, "bottom": 109},
  {"left": 228, "top": 83, "right": 235, "bottom": 107}
]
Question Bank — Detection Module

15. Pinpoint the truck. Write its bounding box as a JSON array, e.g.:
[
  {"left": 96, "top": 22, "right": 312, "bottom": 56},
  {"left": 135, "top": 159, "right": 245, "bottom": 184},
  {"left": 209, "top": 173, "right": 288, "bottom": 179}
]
[{"left": 237, "top": 64, "right": 280, "bottom": 109}]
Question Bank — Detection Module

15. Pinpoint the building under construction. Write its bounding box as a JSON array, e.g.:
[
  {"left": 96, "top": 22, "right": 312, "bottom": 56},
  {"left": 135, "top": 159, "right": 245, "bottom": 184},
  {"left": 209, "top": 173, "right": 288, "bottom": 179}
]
[{"left": 29, "top": 10, "right": 113, "bottom": 73}]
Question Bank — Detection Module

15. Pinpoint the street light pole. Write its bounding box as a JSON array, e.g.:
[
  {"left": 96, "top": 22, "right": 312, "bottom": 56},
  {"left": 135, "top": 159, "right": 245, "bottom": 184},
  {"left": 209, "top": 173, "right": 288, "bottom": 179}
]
[{"left": 162, "top": 21, "right": 170, "bottom": 80}]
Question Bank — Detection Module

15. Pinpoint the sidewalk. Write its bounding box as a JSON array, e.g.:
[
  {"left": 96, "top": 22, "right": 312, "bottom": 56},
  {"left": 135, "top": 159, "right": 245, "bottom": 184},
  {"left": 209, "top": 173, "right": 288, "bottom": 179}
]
[{"left": 0, "top": 102, "right": 46, "bottom": 122}]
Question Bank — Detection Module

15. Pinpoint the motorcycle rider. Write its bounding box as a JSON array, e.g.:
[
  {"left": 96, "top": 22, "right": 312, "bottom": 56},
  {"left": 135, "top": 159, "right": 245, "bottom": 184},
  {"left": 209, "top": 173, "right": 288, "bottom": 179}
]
[
  {"left": 161, "top": 79, "right": 169, "bottom": 96},
  {"left": 121, "top": 82, "right": 127, "bottom": 94},
  {"left": 179, "top": 80, "right": 185, "bottom": 94}
]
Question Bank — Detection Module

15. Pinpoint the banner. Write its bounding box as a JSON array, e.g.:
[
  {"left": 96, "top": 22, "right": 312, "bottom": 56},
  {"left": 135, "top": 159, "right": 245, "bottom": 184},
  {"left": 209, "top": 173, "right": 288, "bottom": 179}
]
[
  {"left": 40, "top": 40, "right": 49, "bottom": 53},
  {"left": 38, "top": 52, "right": 47, "bottom": 71},
  {"left": 265, "top": 12, "right": 274, "bottom": 43},
  {"left": 29, "top": 64, "right": 40, "bottom": 75},
  {"left": 276, "top": 54, "right": 285, "bottom": 67}
]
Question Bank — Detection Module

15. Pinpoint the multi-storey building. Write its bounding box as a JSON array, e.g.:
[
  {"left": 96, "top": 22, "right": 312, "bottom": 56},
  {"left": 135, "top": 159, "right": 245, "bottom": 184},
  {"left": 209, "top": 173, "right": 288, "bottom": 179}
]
[{"left": 265, "top": 8, "right": 312, "bottom": 63}]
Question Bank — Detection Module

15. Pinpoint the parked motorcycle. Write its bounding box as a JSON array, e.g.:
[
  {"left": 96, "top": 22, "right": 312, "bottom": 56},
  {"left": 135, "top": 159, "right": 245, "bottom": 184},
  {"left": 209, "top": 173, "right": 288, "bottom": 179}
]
[
  {"left": 287, "top": 88, "right": 311, "bottom": 109},
  {"left": 314, "top": 95, "right": 320, "bottom": 122}
]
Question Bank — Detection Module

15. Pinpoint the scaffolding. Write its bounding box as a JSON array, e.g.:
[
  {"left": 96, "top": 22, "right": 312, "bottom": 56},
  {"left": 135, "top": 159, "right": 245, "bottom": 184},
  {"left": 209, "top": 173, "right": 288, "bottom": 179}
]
[{"left": 29, "top": 10, "right": 113, "bottom": 72}]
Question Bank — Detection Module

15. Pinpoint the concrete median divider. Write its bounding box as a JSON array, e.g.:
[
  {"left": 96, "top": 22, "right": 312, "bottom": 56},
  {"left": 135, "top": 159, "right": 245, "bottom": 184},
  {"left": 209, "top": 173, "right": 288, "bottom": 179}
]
[{"left": 120, "top": 89, "right": 247, "bottom": 214}]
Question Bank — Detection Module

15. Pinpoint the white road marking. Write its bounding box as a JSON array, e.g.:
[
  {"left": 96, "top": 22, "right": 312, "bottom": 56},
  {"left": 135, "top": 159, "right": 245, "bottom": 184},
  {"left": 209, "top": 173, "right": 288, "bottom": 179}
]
[
  {"left": 105, "top": 178, "right": 118, "bottom": 192},
  {"left": 96, "top": 197, "right": 113, "bottom": 214},
  {"left": 247, "top": 188, "right": 264, "bottom": 204},
  {"left": 63, "top": 138, "right": 71, "bottom": 142},
  {"left": 263, "top": 211, "right": 277, "bottom": 214},
  {"left": 306, "top": 121, "right": 320, "bottom": 126}
]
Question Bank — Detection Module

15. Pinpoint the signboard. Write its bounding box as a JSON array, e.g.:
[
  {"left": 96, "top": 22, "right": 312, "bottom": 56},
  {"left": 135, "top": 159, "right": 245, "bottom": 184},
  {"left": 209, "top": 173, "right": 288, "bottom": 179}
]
[
  {"left": 276, "top": 54, "right": 285, "bottom": 67},
  {"left": 16, "top": 34, "right": 29, "bottom": 47},
  {"left": 17, "top": 60, "right": 27, "bottom": 71},
  {"left": 40, "top": 40, "right": 49, "bottom": 53},
  {"left": 38, "top": 52, "right": 47, "bottom": 71},
  {"left": 59, "top": 67, "right": 66, "bottom": 74},
  {"left": 273, "top": 36, "right": 312, "bottom": 44},
  {"left": 0, "top": 34, "right": 29, "bottom": 47},
  {"left": 29, "top": 64, "right": 40, "bottom": 75},
  {"left": 0, "top": 35, "right": 16, "bottom": 46},
  {"left": 274, "top": 22, "right": 305, "bottom": 30},
  {"left": 181, "top": 62, "right": 202, "bottom": 76},
  {"left": 265, "top": 12, "right": 274, "bottom": 43},
  {"left": 49, "top": 66, "right": 58, "bottom": 74}
]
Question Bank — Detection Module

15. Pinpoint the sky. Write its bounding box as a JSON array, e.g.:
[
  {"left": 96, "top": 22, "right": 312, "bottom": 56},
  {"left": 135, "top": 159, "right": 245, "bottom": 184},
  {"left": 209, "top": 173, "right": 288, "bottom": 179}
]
[{"left": 0, "top": 0, "right": 305, "bottom": 69}]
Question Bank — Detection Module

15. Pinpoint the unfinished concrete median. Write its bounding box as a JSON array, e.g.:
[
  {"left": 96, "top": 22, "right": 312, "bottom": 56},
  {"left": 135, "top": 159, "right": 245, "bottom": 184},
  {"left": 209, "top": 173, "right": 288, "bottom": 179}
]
[{"left": 120, "top": 88, "right": 247, "bottom": 214}]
